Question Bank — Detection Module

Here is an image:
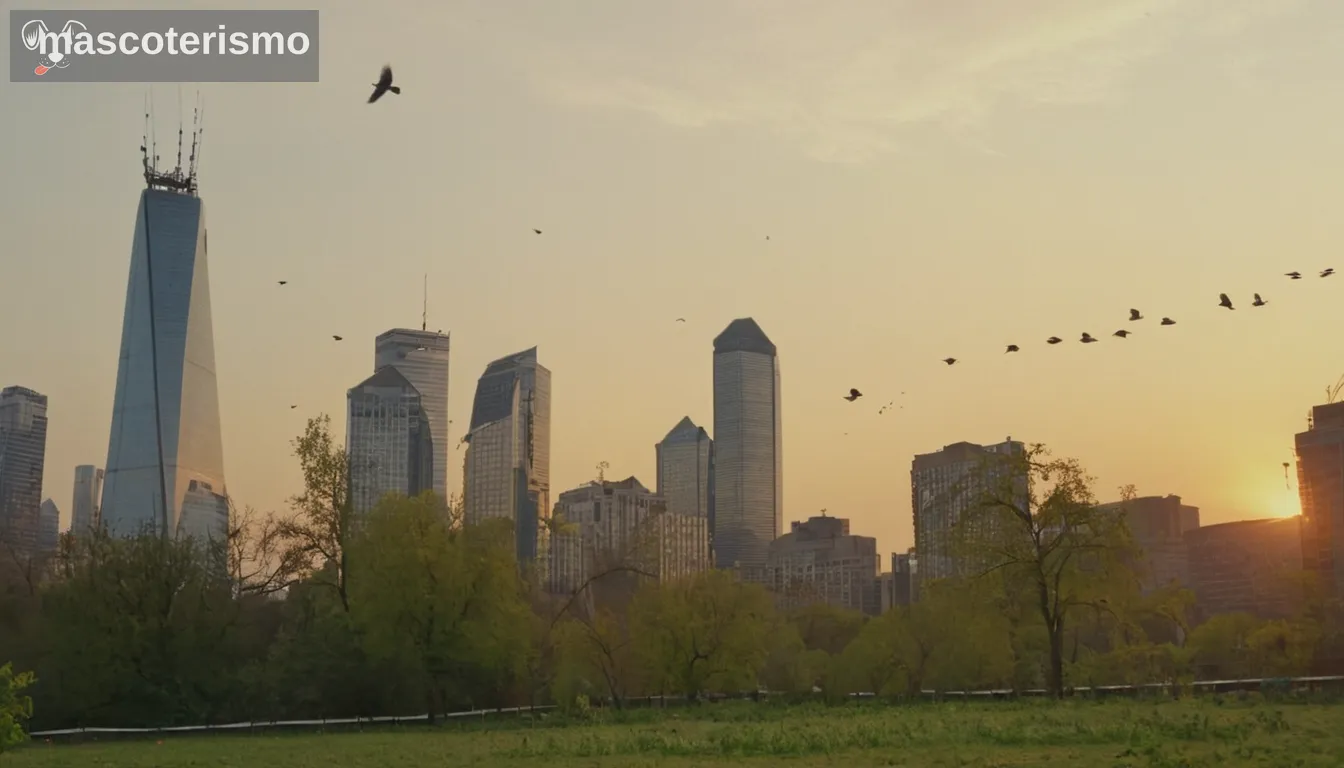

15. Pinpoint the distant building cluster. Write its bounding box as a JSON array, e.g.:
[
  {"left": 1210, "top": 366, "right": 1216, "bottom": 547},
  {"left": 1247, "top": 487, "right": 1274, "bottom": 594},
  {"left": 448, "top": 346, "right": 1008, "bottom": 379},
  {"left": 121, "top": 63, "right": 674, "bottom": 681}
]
[{"left": 4, "top": 149, "right": 1344, "bottom": 638}]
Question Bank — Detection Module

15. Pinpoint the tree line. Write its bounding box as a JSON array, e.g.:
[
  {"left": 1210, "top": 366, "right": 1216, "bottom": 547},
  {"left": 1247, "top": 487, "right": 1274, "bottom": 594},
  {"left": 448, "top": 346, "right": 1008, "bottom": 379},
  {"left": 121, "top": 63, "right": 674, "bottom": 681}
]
[{"left": 1, "top": 418, "right": 1342, "bottom": 740}]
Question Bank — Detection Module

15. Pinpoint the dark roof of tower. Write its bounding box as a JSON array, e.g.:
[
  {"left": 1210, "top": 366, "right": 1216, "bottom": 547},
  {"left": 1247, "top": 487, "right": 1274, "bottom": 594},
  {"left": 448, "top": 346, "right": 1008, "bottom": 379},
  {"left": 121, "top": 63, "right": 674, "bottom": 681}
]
[
  {"left": 470, "top": 347, "right": 538, "bottom": 431},
  {"left": 482, "top": 346, "right": 538, "bottom": 376},
  {"left": 350, "top": 365, "right": 420, "bottom": 395},
  {"left": 713, "top": 318, "right": 776, "bottom": 356},
  {"left": 661, "top": 416, "right": 709, "bottom": 444}
]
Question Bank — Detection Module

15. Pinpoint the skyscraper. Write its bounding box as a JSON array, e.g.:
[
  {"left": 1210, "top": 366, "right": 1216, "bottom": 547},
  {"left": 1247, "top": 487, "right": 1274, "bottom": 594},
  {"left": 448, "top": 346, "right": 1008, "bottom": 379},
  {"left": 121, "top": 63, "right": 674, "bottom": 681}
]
[
  {"left": 347, "top": 366, "right": 435, "bottom": 515},
  {"left": 711, "top": 318, "right": 782, "bottom": 569},
  {"left": 101, "top": 168, "right": 228, "bottom": 540},
  {"left": 374, "top": 329, "right": 450, "bottom": 501},
  {"left": 462, "top": 347, "right": 551, "bottom": 562},
  {"left": 910, "top": 438, "right": 1026, "bottom": 582},
  {"left": 0, "top": 386, "right": 49, "bottom": 559},
  {"left": 1297, "top": 401, "right": 1344, "bottom": 599},
  {"left": 655, "top": 416, "right": 714, "bottom": 553},
  {"left": 71, "top": 465, "right": 104, "bottom": 536},
  {"left": 38, "top": 499, "right": 60, "bottom": 553}
]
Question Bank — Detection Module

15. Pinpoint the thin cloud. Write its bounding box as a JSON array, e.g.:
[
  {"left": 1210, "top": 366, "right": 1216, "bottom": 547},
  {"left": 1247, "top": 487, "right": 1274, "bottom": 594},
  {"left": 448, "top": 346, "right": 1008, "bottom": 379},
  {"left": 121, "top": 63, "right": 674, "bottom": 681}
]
[{"left": 506, "top": 0, "right": 1305, "bottom": 162}]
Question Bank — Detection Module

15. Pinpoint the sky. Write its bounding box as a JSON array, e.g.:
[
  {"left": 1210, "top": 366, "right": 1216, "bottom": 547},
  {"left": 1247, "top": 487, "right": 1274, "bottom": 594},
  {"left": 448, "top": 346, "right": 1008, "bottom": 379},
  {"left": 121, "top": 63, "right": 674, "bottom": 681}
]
[{"left": 3, "top": 0, "right": 1343, "bottom": 558}]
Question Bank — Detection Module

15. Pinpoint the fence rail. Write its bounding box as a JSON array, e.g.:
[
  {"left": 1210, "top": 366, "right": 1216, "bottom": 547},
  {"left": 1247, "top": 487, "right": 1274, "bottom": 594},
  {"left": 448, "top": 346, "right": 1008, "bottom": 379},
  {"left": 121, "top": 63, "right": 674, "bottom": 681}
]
[{"left": 29, "top": 675, "right": 1344, "bottom": 739}]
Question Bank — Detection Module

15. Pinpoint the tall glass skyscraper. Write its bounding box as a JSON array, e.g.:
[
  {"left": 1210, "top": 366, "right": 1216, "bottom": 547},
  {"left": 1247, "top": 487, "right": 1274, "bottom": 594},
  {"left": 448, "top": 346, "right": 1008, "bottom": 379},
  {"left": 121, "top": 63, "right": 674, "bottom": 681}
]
[
  {"left": 374, "top": 329, "right": 450, "bottom": 501},
  {"left": 712, "top": 318, "right": 782, "bottom": 569},
  {"left": 347, "top": 366, "right": 435, "bottom": 515},
  {"left": 71, "top": 465, "right": 104, "bottom": 536},
  {"left": 0, "top": 386, "right": 49, "bottom": 559},
  {"left": 462, "top": 347, "right": 551, "bottom": 562},
  {"left": 655, "top": 416, "right": 714, "bottom": 556},
  {"left": 101, "top": 184, "right": 228, "bottom": 542}
]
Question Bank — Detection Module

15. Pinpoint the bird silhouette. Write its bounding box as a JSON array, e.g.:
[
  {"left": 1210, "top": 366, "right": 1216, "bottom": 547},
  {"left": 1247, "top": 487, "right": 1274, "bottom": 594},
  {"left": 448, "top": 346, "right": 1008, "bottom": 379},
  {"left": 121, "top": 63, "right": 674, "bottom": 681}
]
[
  {"left": 1161, "top": 317, "right": 1176, "bottom": 325},
  {"left": 1080, "top": 333, "right": 1097, "bottom": 343},
  {"left": 1252, "top": 293, "right": 1267, "bottom": 307},
  {"left": 1322, "top": 268, "right": 1335, "bottom": 278},
  {"left": 1113, "top": 330, "right": 1131, "bottom": 338},
  {"left": 368, "top": 65, "right": 400, "bottom": 103},
  {"left": 844, "top": 388, "right": 862, "bottom": 401},
  {"left": 332, "top": 335, "right": 343, "bottom": 341},
  {"left": 533, "top": 229, "right": 542, "bottom": 235},
  {"left": 675, "top": 318, "right": 686, "bottom": 323},
  {"left": 878, "top": 400, "right": 895, "bottom": 415},
  {"left": 765, "top": 235, "right": 770, "bottom": 240},
  {"left": 290, "top": 405, "right": 297, "bottom": 409},
  {"left": 1129, "top": 308, "right": 1143, "bottom": 321},
  {"left": 943, "top": 358, "right": 957, "bottom": 366},
  {"left": 1005, "top": 344, "right": 1019, "bottom": 353},
  {"left": 278, "top": 280, "right": 287, "bottom": 286},
  {"left": 1218, "top": 293, "right": 1234, "bottom": 310},
  {"left": 1286, "top": 271, "right": 1302, "bottom": 280},
  {"left": 1046, "top": 336, "right": 1063, "bottom": 345}
]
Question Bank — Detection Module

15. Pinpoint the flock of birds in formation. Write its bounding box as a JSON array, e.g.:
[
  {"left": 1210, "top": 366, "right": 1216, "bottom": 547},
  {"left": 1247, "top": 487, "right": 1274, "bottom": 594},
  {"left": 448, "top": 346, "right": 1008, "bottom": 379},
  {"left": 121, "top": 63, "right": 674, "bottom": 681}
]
[{"left": 276, "top": 66, "right": 1343, "bottom": 425}]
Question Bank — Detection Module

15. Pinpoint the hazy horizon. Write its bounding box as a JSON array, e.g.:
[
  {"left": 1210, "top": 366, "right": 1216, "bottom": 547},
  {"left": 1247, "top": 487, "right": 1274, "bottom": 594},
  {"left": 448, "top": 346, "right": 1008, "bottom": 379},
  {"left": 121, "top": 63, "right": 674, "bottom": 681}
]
[{"left": 4, "top": 0, "right": 1343, "bottom": 557}]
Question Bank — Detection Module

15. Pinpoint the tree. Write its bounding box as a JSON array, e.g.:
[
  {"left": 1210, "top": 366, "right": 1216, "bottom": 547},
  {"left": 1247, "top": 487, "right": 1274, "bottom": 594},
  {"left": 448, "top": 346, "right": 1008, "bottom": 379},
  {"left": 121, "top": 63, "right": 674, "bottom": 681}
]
[
  {"left": 274, "top": 416, "right": 353, "bottom": 611},
  {"left": 956, "top": 444, "right": 1140, "bottom": 697},
  {"left": 348, "top": 493, "right": 531, "bottom": 721},
  {"left": 632, "top": 570, "right": 775, "bottom": 699},
  {"left": 0, "top": 663, "right": 34, "bottom": 754}
]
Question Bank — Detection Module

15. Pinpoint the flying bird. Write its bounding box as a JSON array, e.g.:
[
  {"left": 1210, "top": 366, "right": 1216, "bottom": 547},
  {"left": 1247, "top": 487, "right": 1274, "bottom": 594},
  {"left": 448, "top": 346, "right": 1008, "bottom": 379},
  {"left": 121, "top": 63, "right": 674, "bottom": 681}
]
[
  {"left": 943, "top": 358, "right": 957, "bottom": 366},
  {"left": 1080, "top": 333, "right": 1097, "bottom": 343},
  {"left": 1218, "top": 293, "right": 1234, "bottom": 310},
  {"left": 765, "top": 236, "right": 770, "bottom": 240},
  {"left": 844, "top": 388, "right": 863, "bottom": 402},
  {"left": 290, "top": 405, "right": 297, "bottom": 409},
  {"left": 278, "top": 280, "right": 287, "bottom": 286},
  {"left": 1252, "top": 293, "right": 1267, "bottom": 307},
  {"left": 1046, "top": 336, "right": 1062, "bottom": 345},
  {"left": 1286, "top": 271, "right": 1302, "bottom": 280},
  {"left": 1161, "top": 317, "right": 1176, "bottom": 326},
  {"left": 332, "top": 335, "right": 343, "bottom": 341},
  {"left": 533, "top": 229, "right": 542, "bottom": 235},
  {"left": 1129, "top": 308, "right": 1143, "bottom": 321},
  {"left": 1322, "top": 268, "right": 1335, "bottom": 278},
  {"left": 1113, "top": 330, "right": 1131, "bottom": 338},
  {"left": 367, "top": 65, "right": 401, "bottom": 103},
  {"left": 1005, "top": 344, "right": 1019, "bottom": 353},
  {"left": 878, "top": 401, "right": 895, "bottom": 415},
  {"left": 675, "top": 318, "right": 686, "bottom": 323}
]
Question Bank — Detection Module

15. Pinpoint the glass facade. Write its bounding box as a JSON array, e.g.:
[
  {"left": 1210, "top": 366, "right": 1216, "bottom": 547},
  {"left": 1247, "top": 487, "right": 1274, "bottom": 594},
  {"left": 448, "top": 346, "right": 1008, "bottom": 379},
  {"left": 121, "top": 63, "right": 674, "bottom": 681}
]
[
  {"left": 71, "top": 465, "right": 104, "bottom": 536},
  {"left": 712, "top": 319, "right": 782, "bottom": 569},
  {"left": 38, "top": 499, "right": 60, "bottom": 553},
  {"left": 101, "top": 189, "right": 229, "bottom": 539},
  {"left": 374, "top": 329, "right": 450, "bottom": 501},
  {"left": 347, "top": 366, "right": 434, "bottom": 515},
  {"left": 910, "top": 439, "right": 1026, "bottom": 581},
  {"left": 462, "top": 347, "right": 551, "bottom": 561},
  {"left": 655, "top": 416, "right": 714, "bottom": 564},
  {"left": 0, "top": 386, "right": 49, "bottom": 560}
]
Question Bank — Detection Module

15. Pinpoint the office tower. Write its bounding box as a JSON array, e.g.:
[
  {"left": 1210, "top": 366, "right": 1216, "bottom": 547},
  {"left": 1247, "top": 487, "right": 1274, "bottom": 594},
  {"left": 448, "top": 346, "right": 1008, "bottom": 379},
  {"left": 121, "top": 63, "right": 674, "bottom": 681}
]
[
  {"left": 548, "top": 476, "right": 709, "bottom": 593},
  {"left": 655, "top": 415, "right": 714, "bottom": 528},
  {"left": 101, "top": 157, "right": 228, "bottom": 541},
  {"left": 0, "top": 386, "right": 49, "bottom": 559},
  {"left": 38, "top": 499, "right": 60, "bottom": 553},
  {"left": 374, "top": 329, "right": 450, "bottom": 501},
  {"left": 910, "top": 438, "right": 1026, "bottom": 582},
  {"left": 711, "top": 318, "right": 782, "bottom": 569},
  {"left": 462, "top": 347, "right": 551, "bottom": 562},
  {"left": 1095, "top": 494, "right": 1201, "bottom": 594},
  {"left": 71, "top": 465, "right": 104, "bottom": 536},
  {"left": 1185, "top": 517, "right": 1303, "bottom": 620},
  {"left": 347, "top": 366, "right": 434, "bottom": 515},
  {"left": 753, "top": 515, "right": 881, "bottom": 615},
  {"left": 1297, "top": 401, "right": 1344, "bottom": 599}
]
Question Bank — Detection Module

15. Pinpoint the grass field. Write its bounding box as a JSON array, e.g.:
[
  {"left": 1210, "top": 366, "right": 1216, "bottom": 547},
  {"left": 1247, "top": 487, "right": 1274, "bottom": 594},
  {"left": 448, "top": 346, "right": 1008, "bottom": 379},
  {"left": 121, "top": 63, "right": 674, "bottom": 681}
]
[{"left": 9, "top": 697, "right": 1344, "bottom": 767}]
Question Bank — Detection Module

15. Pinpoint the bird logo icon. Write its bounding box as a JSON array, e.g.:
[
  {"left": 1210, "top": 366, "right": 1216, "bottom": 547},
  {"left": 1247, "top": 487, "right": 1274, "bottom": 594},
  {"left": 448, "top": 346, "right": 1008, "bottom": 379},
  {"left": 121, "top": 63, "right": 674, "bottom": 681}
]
[{"left": 21, "top": 19, "right": 87, "bottom": 76}]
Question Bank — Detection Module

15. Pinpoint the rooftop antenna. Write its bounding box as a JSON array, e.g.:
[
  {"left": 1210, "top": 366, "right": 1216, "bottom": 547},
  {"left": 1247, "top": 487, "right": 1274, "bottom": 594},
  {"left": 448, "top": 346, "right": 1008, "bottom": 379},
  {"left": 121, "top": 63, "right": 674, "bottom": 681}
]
[
  {"left": 422, "top": 273, "right": 428, "bottom": 332},
  {"left": 141, "top": 88, "right": 200, "bottom": 197},
  {"left": 1327, "top": 374, "right": 1344, "bottom": 404},
  {"left": 175, "top": 84, "right": 184, "bottom": 174}
]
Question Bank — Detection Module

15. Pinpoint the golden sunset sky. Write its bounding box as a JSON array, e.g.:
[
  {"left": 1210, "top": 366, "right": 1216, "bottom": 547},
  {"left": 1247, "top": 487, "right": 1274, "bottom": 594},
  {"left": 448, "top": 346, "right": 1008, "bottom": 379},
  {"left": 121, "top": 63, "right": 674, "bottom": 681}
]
[{"left": 3, "top": 0, "right": 1341, "bottom": 557}]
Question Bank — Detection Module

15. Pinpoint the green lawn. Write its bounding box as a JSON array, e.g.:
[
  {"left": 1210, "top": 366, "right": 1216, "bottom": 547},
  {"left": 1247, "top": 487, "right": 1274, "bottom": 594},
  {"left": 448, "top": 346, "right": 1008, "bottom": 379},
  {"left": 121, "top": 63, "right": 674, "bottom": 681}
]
[{"left": 9, "top": 698, "right": 1344, "bottom": 767}]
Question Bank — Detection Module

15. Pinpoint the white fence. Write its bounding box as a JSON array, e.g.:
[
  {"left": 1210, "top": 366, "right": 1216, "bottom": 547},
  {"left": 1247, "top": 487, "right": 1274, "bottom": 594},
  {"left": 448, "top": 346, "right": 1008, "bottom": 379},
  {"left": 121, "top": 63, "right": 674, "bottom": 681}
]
[{"left": 28, "top": 675, "right": 1344, "bottom": 739}]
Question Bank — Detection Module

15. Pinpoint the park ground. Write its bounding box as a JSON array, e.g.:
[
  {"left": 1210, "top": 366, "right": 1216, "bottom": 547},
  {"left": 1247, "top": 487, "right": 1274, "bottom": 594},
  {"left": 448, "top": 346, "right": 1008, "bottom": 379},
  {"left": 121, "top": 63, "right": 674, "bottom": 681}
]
[{"left": 7, "top": 697, "right": 1344, "bottom": 768}]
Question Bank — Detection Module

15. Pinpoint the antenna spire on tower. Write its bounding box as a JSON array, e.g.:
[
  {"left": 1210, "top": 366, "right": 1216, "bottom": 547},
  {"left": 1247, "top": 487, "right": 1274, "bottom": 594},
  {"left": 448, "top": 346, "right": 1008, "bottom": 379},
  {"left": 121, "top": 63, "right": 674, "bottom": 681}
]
[{"left": 422, "top": 274, "right": 428, "bottom": 332}]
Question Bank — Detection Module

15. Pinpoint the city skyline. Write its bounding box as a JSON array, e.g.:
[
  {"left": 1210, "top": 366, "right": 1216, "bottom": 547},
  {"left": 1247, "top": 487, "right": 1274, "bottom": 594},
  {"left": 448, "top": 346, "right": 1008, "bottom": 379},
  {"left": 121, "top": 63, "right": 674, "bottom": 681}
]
[{"left": 7, "top": 1, "right": 1344, "bottom": 558}]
